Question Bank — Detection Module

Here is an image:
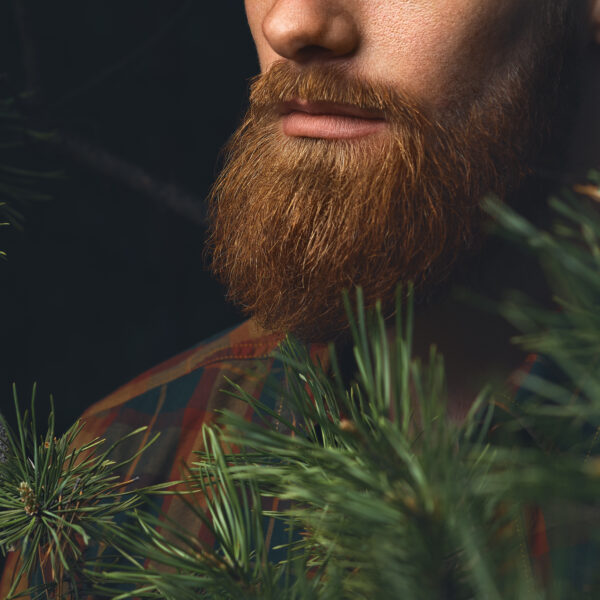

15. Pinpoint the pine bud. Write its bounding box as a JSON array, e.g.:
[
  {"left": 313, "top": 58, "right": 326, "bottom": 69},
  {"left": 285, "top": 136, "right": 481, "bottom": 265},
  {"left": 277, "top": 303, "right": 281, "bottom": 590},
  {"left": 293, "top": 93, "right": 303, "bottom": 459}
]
[
  {"left": 339, "top": 419, "right": 358, "bottom": 434},
  {"left": 18, "top": 481, "right": 39, "bottom": 517}
]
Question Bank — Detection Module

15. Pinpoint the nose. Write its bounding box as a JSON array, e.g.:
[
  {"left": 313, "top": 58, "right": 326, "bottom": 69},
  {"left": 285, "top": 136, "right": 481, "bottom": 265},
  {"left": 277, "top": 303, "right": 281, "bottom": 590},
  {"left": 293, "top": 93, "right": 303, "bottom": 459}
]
[{"left": 262, "top": 0, "right": 360, "bottom": 63}]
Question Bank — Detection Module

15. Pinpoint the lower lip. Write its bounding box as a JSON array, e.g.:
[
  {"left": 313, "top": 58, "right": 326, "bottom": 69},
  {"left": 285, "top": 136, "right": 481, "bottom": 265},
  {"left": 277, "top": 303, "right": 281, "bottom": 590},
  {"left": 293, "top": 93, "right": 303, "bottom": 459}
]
[{"left": 282, "top": 112, "right": 386, "bottom": 139}]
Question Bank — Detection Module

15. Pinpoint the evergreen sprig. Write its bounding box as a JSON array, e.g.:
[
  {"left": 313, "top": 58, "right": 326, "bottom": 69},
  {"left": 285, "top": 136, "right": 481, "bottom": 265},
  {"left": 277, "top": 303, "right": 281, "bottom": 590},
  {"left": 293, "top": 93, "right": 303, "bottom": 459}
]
[
  {"left": 206, "top": 300, "right": 532, "bottom": 600},
  {"left": 89, "top": 436, "right": 298, "bottom": 600},
  {"left": 0, "top": 386, "right": 161, "bottom": 599}
]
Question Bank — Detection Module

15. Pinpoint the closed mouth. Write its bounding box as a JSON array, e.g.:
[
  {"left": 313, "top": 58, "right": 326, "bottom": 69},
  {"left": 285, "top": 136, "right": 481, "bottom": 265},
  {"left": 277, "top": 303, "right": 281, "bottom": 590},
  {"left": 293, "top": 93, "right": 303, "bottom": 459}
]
[{"left": 278, "top": 99, "right": 386, "bottom": 139}]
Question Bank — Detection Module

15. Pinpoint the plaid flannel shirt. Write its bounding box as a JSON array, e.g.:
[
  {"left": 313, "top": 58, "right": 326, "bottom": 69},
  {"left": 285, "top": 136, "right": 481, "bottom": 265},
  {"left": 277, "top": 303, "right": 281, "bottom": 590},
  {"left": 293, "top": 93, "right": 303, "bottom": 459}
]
[{"left": 0, "top": 319, "right": 594, "bottom": 597}]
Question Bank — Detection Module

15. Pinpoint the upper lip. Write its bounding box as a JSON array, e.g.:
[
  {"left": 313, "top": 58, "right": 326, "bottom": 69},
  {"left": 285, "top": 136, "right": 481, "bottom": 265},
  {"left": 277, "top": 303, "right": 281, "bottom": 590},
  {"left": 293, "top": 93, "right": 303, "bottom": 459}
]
[{"left": 279, "top": 99, "right": 385, "bottom": 120}]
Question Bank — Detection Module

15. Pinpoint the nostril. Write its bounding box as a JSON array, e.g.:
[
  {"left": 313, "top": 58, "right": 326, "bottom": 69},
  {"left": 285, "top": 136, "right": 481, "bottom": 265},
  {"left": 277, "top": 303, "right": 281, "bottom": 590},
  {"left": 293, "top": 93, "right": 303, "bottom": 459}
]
[{"left": 294, "top": 44, "right": 334, "bottom": 62}]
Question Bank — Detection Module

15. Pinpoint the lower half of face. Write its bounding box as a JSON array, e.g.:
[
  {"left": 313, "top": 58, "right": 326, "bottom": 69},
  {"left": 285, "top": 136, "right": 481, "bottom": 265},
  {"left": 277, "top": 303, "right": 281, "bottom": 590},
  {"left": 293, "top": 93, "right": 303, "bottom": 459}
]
[{"left": 208, "top": 2, "right": 576, "bottom": 342}]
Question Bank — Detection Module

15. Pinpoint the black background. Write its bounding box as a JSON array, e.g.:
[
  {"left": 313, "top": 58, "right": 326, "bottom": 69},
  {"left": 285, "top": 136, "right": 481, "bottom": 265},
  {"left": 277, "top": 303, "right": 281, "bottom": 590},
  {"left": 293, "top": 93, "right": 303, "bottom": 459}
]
[{"left": 0, "top": 1, "right": 256, "bottom": 434}]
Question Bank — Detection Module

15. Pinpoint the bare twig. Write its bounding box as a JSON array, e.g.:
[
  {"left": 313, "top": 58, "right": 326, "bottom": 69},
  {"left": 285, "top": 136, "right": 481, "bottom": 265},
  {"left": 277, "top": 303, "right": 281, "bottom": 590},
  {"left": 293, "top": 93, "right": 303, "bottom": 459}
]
[
  {"left": 52, "top": 131, "right": 206, "bottom": 225},
  {"left": 50, "top": 0, "right": 194, "bottom": 110},
  {"left": 10, "top": 0, "right": 207, "bottom": 226},
  {"left": 12, "top": 0, "right": 42, "bottom": 104}
]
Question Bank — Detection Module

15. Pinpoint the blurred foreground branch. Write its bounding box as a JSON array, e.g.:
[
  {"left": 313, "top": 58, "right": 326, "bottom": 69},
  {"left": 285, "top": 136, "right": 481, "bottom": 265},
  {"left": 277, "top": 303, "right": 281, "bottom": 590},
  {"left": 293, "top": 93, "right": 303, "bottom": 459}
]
[{"left": 52, "top": 131, "right": 206, "bottom": 225}]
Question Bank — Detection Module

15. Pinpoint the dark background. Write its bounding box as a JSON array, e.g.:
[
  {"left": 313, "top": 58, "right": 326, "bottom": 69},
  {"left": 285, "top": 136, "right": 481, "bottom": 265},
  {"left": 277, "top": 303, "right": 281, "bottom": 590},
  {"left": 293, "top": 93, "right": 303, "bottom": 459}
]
[{"left": 0, "top": 0, "right": 256, "bottom": 434}]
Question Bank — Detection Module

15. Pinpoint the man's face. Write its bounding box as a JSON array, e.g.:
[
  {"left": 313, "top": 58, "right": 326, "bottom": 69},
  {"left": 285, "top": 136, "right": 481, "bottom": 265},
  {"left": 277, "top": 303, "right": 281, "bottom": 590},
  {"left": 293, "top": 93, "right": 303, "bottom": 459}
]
[
  {"left": 208, "top": 1, "right": 586, "bottom": 342},
  {"left": 246, "top": 0, "right": 541, "bottom": 115}
]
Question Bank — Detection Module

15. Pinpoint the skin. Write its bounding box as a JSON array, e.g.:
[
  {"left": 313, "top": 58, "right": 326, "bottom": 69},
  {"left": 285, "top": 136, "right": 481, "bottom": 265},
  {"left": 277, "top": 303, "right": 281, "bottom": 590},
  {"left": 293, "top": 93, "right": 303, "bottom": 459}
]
[
  {"left": 243, "top": 0, "right": 600, "bottom": 416},
  {"left": 246, "top": 0, "right": 600, "bottom": 113}
]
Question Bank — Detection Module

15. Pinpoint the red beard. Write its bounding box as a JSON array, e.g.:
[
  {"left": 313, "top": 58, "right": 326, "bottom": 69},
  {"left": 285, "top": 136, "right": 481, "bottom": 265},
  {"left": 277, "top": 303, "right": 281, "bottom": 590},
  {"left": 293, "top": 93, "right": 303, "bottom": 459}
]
[{"left": 207, "top": 60, "right": 547, "bottom": 342}]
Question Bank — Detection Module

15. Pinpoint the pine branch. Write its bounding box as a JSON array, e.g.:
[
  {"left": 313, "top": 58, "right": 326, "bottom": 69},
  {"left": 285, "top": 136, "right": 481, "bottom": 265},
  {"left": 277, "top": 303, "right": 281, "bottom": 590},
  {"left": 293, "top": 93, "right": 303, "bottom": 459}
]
[{"left": 0, "top": 386, "right": 165, "bottom": 599}]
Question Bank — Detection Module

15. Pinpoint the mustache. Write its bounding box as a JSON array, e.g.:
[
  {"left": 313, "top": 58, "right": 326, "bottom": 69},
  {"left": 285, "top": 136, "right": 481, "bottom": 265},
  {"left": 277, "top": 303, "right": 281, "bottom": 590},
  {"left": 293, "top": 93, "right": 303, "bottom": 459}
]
[{"left": 248, "top": 60, "right": 434, "bottom": 125}]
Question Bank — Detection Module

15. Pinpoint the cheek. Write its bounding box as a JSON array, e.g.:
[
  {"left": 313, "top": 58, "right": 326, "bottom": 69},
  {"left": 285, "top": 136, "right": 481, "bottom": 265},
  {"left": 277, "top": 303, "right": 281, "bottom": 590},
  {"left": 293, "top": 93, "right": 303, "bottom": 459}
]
[
  {"left": 369, "top": 8, "right": 460, "bottom": 103},
  {"left": 359, "top": 0, "right": 532, "bottom": 110}
]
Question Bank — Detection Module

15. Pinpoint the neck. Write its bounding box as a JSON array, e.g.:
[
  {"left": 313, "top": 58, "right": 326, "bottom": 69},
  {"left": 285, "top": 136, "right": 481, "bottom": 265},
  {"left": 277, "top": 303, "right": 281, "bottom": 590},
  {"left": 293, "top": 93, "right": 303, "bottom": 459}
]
[
  {"left": 427, "top": 44, "right": 600, "bottom": 420},
  {"left": 393, "top": 204, "right": 553, "bottom": 422}
]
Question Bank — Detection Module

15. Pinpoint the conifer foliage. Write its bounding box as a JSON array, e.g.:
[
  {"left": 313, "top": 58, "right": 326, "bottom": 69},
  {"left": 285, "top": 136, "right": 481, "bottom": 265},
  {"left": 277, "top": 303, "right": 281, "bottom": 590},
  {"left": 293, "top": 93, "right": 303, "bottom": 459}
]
[{"left": 2, "top": 176, "right": 600, "bottom": 598}]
